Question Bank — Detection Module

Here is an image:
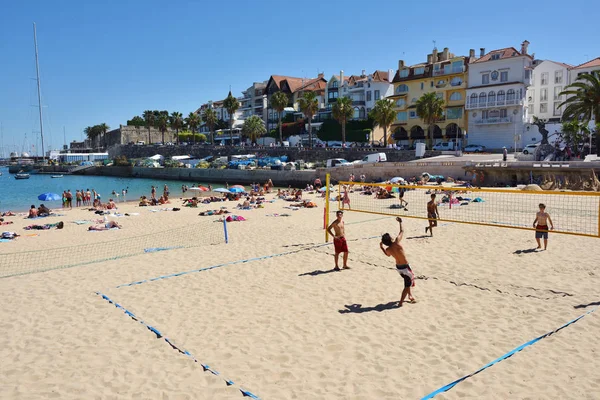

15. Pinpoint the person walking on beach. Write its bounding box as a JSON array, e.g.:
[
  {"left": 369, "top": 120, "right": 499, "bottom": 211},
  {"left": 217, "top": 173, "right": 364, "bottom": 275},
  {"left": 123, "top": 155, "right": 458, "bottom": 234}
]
[
  {"left": 341, "top": 188, "right": 351, "bottom": 210},
  {"left": 151, "top": 186, "right": 156, "bottom": 200},
  {"left": 65, "top": 190, "right": 73, "bottom": 209},
  {"left": 327, "top": 210, "right": 349, "bottom": 271},
  {"left": 425, "top": 194, "right": 439, "bottom": 236},
  {"left": 398, "top": 186, "right": 408, "bottom": 209},
  {"left": 163, "top": 184, "right": 169, "bottom": 199},
  {"left": 76, "top": 190, "right": 82, "bottom": 207},
  {"left": 86, "top": 189, "right": 91, "bottom": 206},
  {"left": 380, "top": 217, "right": 416, "bottom": 307},
  {"left": 533, "top": 203, "right": 554, "bottom": 250}
]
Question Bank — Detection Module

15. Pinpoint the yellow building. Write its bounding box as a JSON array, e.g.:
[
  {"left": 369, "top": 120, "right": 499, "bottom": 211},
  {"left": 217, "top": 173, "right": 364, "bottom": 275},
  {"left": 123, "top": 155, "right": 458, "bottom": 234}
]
[{"left": 389, "top": 47, "right": 475, "bottom": 147}]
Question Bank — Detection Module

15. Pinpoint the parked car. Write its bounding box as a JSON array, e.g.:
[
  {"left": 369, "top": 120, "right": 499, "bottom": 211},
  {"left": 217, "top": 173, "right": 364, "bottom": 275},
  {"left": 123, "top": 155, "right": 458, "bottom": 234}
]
[
  {"left": 135, "top": 141, "right": 145, "bottom": 146},
  {"left": 165, "top": 142, "right": 174, "bottom": 146},
  {"left": 522, "top": 143, "right": 539, "bottom": 155},
  {"left": 432, "top": 142, "right": 456, "bottom": 151},
  {"left": 464, "top": 144, "right": 486, "bottom": 153},
  {"left": 353, "top": 152, "right": 387, "bottom": 164},
  {"left": 326, "top": 158, "right": 350, "bottom": 168}
]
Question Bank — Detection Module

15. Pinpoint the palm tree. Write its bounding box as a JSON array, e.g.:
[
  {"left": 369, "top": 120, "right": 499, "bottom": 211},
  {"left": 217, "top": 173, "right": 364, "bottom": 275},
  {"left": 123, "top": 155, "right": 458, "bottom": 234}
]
[
  {"left": 98, "top": 123, "right": 109, "bottom": 149},
  {"left": 185, "top": 112, "right": 200, "bottom": 144},
  {"left": 332, "top": 96, "right": 354, "bottom": 144},
  {"left": 416, "top": 92, "right": 445, "bottom": 147},
  {"left": 143, "top": 110, "right": 155, "bottom": 144},
  {"left": 170, "top": 112, "right": 183, "bottom": 144},
  {"left": 203, "top": 108, "right": 218, "bottom": 145},
  {"left": 559, "top": 71, "right": 600, "bottom": 124},
  {"left": 371, "top": 99, "right": 396, "bottom": 147},
  {"left": 270, "top": 91, "right": 288, "bottom": 144},
  {"left": 297, "top": 91, "right": 319, "bottom": 148},
  {"left": 223, "top": 91, "right": 239, "bottom": 146},
  {"left": 242, "top": 115, "right": 266, "bottom": 145},
  {"left": 84, "top": 126, "right": 97, "bottom": 149},
  {"left": 157, "top": 114, "right": 168, "bottom": 144},
  {"left": 561, "top": 119, "right": 588, "bottom": 156}
]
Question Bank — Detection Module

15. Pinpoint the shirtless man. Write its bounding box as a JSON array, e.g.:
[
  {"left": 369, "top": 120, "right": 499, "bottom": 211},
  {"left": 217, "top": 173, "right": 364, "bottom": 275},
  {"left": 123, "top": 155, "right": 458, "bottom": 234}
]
[
  {"left": 88, "top": 221, "right": 121, "bottom": 231},
  {"left": 151, "top": 186, "right": 156, "bottom": 200},
  {"left": 327, "top": 210, "right": 349, "bottom": 270},
  {"left": 425, "top": 194, "right": 439, "bottom": 236},
  {"left": 28, "top": 205, "right": 38, "bottom": 218},
  {"left": 380, "top": 217, "right": 416, "bottom": 306},
  {"left": 533, "top": 203, "right": 554, "bottom": 250}
]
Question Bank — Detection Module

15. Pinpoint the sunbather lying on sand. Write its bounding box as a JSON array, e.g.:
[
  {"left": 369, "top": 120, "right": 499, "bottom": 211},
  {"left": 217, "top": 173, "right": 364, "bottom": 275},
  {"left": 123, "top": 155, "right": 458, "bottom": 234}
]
[{"left": 88, "top": 221, "right": 122, "bottom": 231}]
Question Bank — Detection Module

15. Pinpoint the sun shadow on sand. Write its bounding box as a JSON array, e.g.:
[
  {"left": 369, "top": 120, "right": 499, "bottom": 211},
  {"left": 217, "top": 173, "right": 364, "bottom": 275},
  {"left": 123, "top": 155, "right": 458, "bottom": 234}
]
[
  {"left": 574, "top": 301, "right": 600, "bottom": 309},
  {"left": 338, "top": 302, "right": 400, "bottom": 314},
  {"left": 407, "top": 235, "right": 430, "bottom": 240},
  {"left": 513, "top": 248, "right": 539, "bottom": 254},
  {"left": 298, "top": 268, "right": 340, "bottom": 277}
]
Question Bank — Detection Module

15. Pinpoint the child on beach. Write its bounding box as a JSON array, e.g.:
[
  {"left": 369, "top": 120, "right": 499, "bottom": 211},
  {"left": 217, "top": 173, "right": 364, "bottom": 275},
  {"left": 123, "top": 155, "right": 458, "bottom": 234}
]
[
  {"left": 533, "top": 203, "right": 554, "bottom": 250},
  {"left": 380, "top": 217, "right": 416, "bottom": 307}
]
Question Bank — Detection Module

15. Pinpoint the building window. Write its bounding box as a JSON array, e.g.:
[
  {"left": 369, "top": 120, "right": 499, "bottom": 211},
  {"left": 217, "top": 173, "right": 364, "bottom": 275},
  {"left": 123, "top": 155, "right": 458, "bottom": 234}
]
[
  {"left": 540, "top": 88, "right": 548, "bottom": 101},
  {"left": 396, "top": 84, "right": 409, "bottom": 94},
  {"left": 409, "top": 111, "right": 417, "bottom": 119},
  {"left": 488, "top": 91, "right": 496, "bottom": 104},
  {"left": 332, "top": 81, "right": 338, "bottom": 88},
  {"left": 470, "top": 93, "right": 478, "bottom": 106},
  {"left": 450, "top": 77, "right": 463, "bottom": 86},
  {"left": 366, "top": 91, "right": 372, "bottom": 101},
  {"left": 541, "top": 72, "right": 549, "bottom": 85},
  {"left": 482, "top": 110, "right": 489, "bottom": 119},
  {"left": 414, "top": 67, "right": 425, "bottom": 75},
  {"left": 400, "top": 69, "right": 409, "bottom": 78},
  {"left": 353, "top": 108, "right": 360, "bottom": 119},
  {"left": 555, "top": 70, "right": 563, "bottom": 84},
  {"left": 500, "top": 109, "right": 508, "bottom": 118},
  {"left": 540, "top": 103, "right": 548, "bottom": 113},
  {"left": 482, "top": 73, "right": 490, "bottom": 84},
  {"left": 500, "top": 71, "right": 508, "bottom": 82},
  {"left": 420, "top": 82, "right": 424, "bottom": 90},
  {"left": 554, "top": 86, "right": 562, "bottom": 100},
  {"left": 396, "top": 111, "right": 407, "bottom": 121},
  {"left": 553, "top": 102, "right": 562, "bottom": 116},
  {"left": 411, "top": 98, "right": 417, "bottom": 104},
  {"left": 359, "top": 108, "right": 366, "bottom": 119},
  {"left": 449, "top": 92, "right": 462, "bottom": 101},
  {"left": 491, "top": 53, "right": 501, "bottom": 60},
  {"left": 528, "top": 90, "right": 534, "bottom": 103},
  {"left": 507, "top": 89, "right": 516, "bottom": 101},
  {"left": 479, "top": 92, "right": 487, "bottom": 106},
  {"left": 436, "top": 92, "right": 443, "bottom": 100},
  {"left": 497, "top": 90, "right": 505, "bottom": 102},
  {"left": 374, "top": 90, "right": 380, "bottom": 100},
  {"left": 396, "top": 99, "right": 406, "bottom": 107},
  {"left": 446, "top": 107, "right": 463, "bottom": 119},
  {"left": 430, "top": 81, "right": 434, "bottom": 87}
]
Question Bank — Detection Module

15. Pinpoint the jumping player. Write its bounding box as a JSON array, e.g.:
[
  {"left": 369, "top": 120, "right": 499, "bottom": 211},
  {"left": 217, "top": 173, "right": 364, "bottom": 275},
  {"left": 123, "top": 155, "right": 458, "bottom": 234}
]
[
  {"left": 327, "top": 210, "right": 349, "bottom": 270},
  {"left": 380, "top": 217, "right": 416, "bottom": 306},
  {"left": 533, "top": 203, "right": 554, "bottom": 250},
  {"left": 425, "top": 193, "right": 439, "bottom": 236}
]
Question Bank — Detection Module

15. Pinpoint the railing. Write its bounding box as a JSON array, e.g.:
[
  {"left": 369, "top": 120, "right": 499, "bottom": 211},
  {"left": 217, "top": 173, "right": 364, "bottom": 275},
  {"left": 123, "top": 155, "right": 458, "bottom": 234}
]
[
  {"left": 352, "top": 100, "right": 366, "bottom": 106},
  {"left": 433, "top": 65, "right": 465, "bottom": 76},
  {"left": 466, "top": 98, "right": 523, "bottom": 109},
  {"left": 473, "top": 117, "right": 513, "bottom": 125}
]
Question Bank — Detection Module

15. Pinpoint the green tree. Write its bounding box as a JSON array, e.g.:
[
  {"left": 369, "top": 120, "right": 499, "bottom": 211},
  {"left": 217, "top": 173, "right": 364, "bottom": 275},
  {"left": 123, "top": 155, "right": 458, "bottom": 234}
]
[
  {"left": 223, "top": 91, "right": 239, "bottom": 146},
  {"left": 84, "top": 126, "right": 97, "bottom": 149},
  {"left": 157, "top": 114, "right": 168, "bottom": 144},
  {"left": 169, "top": 112, "right": 183, "bottom": 144},
  {"left": 332, "top": 96, "right": 354, "bottom": 144},
  {"left": 242, "top": 115, "right": 266, "bottom": 144},
  {"left": 203, "top": 108, "right": 218, "bottom": 145},
  {"left": 270, "top": 91, "right": 288, "bottom": 143},
  {"left": 98, "top": 123, "right": 110, "bottom": 149},
  {"left": 143, "top": 110, "right": 155, "bottom": 144},
  {"left": 297, "top": 91, "right": 319, "bottom": 148},
  {"left": 559, "top": 71, "right": 600, "bottom": 124},
  {"left": 371, "top": 99, "right": 396, "bottom": 147},
  {"left": 185, "top": 112, "right": 200, "bottom": 144},
  {"left": 561, "top": 119, "right": 587, "bottom": 156},
  {"left": 416, "top": 92, "right": 445, "bottom": 147},
  {"left": 128, "top": 116, "right": 145, "bottom": 127}
]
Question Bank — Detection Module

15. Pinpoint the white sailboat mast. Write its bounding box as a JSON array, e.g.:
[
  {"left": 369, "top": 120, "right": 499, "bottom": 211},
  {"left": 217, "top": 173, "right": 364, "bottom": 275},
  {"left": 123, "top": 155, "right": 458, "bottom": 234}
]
[{"left": 33, "top": 22, "right": 45, "bottom": 163}]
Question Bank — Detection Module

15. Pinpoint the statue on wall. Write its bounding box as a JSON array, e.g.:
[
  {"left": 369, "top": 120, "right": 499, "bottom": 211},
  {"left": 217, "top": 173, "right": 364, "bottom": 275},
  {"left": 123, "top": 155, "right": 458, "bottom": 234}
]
[{"left": 531, "top": 116, "right": 550, "bottom": 144}]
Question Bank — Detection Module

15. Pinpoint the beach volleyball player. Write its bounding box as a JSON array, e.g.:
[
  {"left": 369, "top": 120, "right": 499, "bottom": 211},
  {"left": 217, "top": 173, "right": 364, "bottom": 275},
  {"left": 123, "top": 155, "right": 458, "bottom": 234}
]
[
  {"left": 327, "top": 210, "right": 349, "bottom": 270},
  {"left": 380, "top": 217, "right": 416, "bottom": 306}
]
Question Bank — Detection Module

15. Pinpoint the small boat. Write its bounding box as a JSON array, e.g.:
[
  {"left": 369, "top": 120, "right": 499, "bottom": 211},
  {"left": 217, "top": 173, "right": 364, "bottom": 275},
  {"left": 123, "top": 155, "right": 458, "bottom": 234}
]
[
  {"left": 15, "top": 172, "right": 30, "bottom": 180},
  {"left": 51, "top": 175, "right": 63, "bottom": 178}
]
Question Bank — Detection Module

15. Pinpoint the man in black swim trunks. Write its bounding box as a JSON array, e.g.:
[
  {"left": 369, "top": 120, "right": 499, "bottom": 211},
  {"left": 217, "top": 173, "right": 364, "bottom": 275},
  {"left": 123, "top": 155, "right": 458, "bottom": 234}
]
[{"left": 380, "top": 217, "right": 416, "bottom": 307}]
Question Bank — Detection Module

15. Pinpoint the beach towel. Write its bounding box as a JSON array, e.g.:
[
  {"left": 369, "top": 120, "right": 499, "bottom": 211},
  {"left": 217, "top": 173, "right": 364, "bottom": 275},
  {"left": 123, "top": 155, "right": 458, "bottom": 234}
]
[
  {"left": 225, "top": 215, "right": 246, "bottom": 222},
  {"left": 73, "top": 220, "right": 92, "bottom": 225},
  {"left": 473, "top": 197, "right": 485, "bottom": 203}
]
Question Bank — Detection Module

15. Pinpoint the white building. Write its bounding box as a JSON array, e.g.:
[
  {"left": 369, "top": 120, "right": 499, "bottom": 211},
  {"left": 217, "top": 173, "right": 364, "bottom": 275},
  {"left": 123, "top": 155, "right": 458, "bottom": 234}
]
[
  {"left": 569, "top": 57, "right": 600, "bottom": 85},
  {"left": 465, "top": 42, "right": 534, "bottom": 149},
  {"left": 527, "top": 60, "right": 572, "bottom": 123},
  {"left": 239, "top": 81, "right": 267, "bottom": 122}
]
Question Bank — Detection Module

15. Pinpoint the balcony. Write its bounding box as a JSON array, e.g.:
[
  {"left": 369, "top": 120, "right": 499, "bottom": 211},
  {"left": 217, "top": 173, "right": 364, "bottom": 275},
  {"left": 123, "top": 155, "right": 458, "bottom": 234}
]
[
  {"left": 473, "top": 117, "right": 513, "bottom": 125},
  {"left": 433, "top": 65, "right": 465, "bottom": 76},
  {"left": 466, "top": 98, "right": 524, "bottom": 109},
  {"left": 352, "top": 100, "right": 366, "bottom": 106}
]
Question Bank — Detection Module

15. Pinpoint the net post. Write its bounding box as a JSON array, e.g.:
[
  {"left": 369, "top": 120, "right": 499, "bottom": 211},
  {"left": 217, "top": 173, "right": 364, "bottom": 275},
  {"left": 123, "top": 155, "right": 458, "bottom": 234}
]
[
  {"left": 325, "top": 173, "right": 330, "bottom": 242},
  {"left": 597, "top": 197, "right": 600, "bottom": 238},
  {"left": 223, "top": 219, "right": 229, "bottom": 244}
]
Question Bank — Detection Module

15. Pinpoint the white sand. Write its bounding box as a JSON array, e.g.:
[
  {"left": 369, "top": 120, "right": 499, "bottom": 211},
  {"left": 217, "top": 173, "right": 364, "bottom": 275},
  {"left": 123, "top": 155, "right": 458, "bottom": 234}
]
[{"left": 0, "top": 190, "right": 599, "bottom": 399}]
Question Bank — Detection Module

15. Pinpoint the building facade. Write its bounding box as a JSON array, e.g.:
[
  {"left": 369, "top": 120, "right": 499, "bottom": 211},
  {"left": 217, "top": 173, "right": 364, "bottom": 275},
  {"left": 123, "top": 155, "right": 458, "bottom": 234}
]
[
  {"left": 527, "top": 60, "right": 572, "bottom": 123},
  {"left": 465, "top": 42, "right": 534, "bottom": 149},
  {"left": 239, "top": 81, "right": 267, "bottom": 122},
  {"left": 390, "top": 47, "right": 470, "bottom": 147}
]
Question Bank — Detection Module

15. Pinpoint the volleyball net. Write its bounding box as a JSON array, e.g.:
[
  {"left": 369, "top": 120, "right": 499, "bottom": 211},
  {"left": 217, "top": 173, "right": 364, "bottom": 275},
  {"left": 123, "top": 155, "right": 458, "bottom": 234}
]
[
  {"left": 0, "top": 220, "right": 228, "bottom": 279},
  {"left": 330, "top": 182, "right": 600, "bottom": 238}
]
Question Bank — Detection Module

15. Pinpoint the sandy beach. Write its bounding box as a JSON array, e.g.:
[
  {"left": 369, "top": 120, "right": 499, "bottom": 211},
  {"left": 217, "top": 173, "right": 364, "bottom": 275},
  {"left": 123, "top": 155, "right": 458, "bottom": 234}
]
[{"left": 0, "top": 188, "right": 599, "bottom": 399}]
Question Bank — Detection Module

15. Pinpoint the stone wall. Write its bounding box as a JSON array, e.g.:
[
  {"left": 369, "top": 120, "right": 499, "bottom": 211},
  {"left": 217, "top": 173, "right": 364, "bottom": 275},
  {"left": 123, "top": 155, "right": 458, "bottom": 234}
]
[
  {"left": 108, "top": 144, "right": 441, "bottom": 164},
  {"left": 105, "top": 126, "right": 178, "bottom": 147}
]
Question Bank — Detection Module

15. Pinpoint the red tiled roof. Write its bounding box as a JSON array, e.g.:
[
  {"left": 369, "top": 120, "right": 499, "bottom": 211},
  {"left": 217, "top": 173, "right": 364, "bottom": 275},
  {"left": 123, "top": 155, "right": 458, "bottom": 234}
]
[
  {"left": 473, "top": 47, "right": 532, "bottom": 63},
  {"left": 372, "top": 70, "right": 390, "bottom": 82},
  {"left": 572, "top": 57, "right": 600, "bottom": 69}
]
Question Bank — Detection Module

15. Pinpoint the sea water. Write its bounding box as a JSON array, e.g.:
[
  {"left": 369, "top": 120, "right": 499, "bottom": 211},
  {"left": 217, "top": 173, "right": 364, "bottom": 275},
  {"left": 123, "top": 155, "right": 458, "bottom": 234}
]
[{"left": 0, "top": 167, "right": 226, "bottom": 212}]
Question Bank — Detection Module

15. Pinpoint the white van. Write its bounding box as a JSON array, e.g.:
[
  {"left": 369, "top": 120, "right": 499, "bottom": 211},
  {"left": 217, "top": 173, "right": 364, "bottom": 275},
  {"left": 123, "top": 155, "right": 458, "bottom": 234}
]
[
  {"left": 433, "top": 142, "right": 455, "bottom": 151},
  {"left": 326, "top": 158, "right": 350, "bottom": 168},
  {"left": 354, "top": 152, "right": 387, "bottom": 164}
]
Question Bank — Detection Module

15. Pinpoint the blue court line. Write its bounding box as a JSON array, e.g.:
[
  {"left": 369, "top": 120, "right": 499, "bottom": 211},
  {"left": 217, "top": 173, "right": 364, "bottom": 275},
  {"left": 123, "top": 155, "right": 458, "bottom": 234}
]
[
  {"left": 96, "top": 292, "right": 260, "bottom": 399},
  {"left": 115, "top": 235, "right": 380, "bottom": 289},
  {"left": 421, "top": 306, "right": 598, "bottom": 399}
]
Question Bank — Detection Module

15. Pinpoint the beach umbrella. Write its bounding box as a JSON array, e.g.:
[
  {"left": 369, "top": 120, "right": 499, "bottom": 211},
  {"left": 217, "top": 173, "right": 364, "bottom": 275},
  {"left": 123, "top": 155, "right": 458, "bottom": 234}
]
[
  {"left": 214, "top": 188, "right": 230, "bottom": 193},
  {"left": 37, "top": 193, "right": 61, "bottom": 201},
  {"left": 390, "top": 177, "right": 405, "bottom": 183},
  {"left": 231, "top": 185, "right": 245, "bottom": 190},
  {"left": 229, "top": 187, "right": 245, "bottom": 193}
]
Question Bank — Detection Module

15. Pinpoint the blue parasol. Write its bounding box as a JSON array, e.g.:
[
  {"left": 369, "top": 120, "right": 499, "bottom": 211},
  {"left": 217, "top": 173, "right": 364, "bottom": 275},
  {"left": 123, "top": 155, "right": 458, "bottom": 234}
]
[
  {"left": 213, "top": 188, "right": 230, "bottom": 193},
  {"left": 38, "top": 193, "right": 61, "bottom": 201},
  {"left": 229, "top": 187, "right": 245, "bottom": 193}
]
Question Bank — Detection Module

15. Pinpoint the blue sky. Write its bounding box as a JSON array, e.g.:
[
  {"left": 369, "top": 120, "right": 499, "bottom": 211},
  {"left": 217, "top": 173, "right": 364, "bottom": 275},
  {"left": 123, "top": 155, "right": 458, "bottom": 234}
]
[{"left": 0, "top": 0, "right": 596, "bottom": 155}]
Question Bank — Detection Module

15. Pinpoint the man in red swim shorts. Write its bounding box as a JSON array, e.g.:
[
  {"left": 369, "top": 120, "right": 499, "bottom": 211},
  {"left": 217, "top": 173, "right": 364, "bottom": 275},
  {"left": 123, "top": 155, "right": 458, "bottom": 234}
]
[{"left": 327, "top": 210, "right": 349, "bottom": 270}]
